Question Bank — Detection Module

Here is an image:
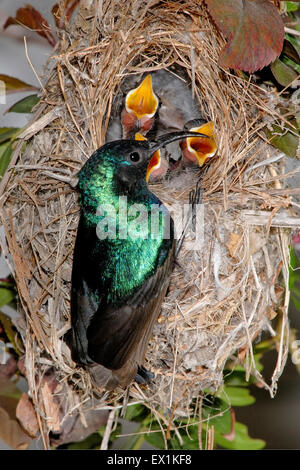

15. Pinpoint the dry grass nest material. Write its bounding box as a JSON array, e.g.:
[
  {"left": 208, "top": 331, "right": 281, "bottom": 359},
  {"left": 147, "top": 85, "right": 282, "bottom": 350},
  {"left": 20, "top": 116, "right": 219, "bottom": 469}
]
[{"left": 0, "top": 0, "right": 297, "bottom": 440}]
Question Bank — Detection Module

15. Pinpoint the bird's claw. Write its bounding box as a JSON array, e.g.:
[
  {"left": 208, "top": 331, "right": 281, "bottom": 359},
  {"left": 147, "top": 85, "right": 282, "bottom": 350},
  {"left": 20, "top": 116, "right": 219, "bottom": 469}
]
[
  {"left": 176, "top": 180, "right": 203, "bottom": 257},
  {"left": 189, "top": 181, "right": 203, "bottom": 231},
  {"left": 134, "top": 365, "right": 154, "bottom": 385}
]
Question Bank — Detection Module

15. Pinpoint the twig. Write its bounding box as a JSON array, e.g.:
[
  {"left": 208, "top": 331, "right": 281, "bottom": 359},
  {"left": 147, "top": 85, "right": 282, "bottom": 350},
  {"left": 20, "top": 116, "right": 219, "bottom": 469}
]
[
  {"left": 100, "top": 409, "right": 116, "bottom": 450},
  {"left": 24, "top": 36, "right": 45, "bottom": 94},
  {"left": 285, "top": 27, "right": 300, "bottom": 37}
]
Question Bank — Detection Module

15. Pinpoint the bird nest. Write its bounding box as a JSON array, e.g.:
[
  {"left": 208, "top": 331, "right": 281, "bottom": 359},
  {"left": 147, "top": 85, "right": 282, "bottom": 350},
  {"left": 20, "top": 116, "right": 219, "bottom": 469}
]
[{"left": 0, "top": 0, "right": 295, "bottom": 446}]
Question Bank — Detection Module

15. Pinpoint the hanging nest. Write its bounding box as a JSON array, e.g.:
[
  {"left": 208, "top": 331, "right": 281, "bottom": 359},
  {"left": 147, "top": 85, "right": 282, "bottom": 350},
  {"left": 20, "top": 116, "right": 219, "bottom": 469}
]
[{"left": 0, "top": 0, "right": 297, "bottom": 447}]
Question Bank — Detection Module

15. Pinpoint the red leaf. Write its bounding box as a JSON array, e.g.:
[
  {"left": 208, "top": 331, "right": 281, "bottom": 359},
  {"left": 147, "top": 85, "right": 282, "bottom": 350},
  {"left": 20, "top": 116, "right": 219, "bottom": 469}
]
[
  {"left": 3, "top": 4, "right": 56, "bottom": 47},
  {"left": 52, "top": 0, "right": 80, "bottom": 29},
  {"left": 0, "top": 406, "right": 31, "bottom": 449},
  {"left": 205, "top": 0, "right": 284, "bottom": 72},
  {"left": 0, "top": 378, "right": 31, "bottom": 449},
  {"left": 16, "top": 393, "right": 39, "bottom": 438}
]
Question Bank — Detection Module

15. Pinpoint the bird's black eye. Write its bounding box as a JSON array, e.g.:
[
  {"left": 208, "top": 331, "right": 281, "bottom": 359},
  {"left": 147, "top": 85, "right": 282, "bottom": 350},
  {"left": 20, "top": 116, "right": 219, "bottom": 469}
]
[{"left": 129, "top": 152, "right": 140, "bottom": 163}]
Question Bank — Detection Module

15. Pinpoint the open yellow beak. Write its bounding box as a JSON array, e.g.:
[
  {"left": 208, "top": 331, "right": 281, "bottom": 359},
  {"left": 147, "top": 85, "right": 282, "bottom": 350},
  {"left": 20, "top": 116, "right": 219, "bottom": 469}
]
[
  {"left": 186, "top": 122, "right": 217, "bottom": 166},
  {"left": 126, "top": 75, "right": 159, "bottom": 119},
  {"left": 135, "top": 132, "right": 161, "bottom": 183}
]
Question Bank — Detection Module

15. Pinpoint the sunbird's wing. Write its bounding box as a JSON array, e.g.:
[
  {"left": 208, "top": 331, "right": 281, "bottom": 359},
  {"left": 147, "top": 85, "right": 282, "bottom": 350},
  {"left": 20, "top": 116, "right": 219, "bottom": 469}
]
[
  {"left": 67, "top": 218, "right": 102, "bottom": 365},
  {"left": 86, "top": 242, "right": 175, "bottom": 369}
]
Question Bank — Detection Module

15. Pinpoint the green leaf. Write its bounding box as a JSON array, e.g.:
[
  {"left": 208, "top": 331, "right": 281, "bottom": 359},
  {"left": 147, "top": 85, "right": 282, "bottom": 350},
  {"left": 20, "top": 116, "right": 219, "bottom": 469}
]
[
  {"left": 219, "top": 387, "right": 256, "bottom": 407},
  {"left": 253, "top": 352, "right": 264, "bottom": 372},
  {"left": 286, "top": 2, "right": 300, "bottom": 12},
  {"left": 170, "top": 424, "right": 200, "bottom": 450},
  {"left": 0, "top": 128, "right": 20, "bottom": 144},
  {"left": 202, "top": 396, "right": 231, "bottom": 427},
  {"left": 0, "top": 311, "right": 21, "bottom": 355},
  {"left": 253, "top": 339, "right": 275, "bottom": 353},
  {"left": 144, "top": 428, "right": 166, "bottom": 449},
  {"left": 283, "top": 57, "right": 300, "bottom": 74},
  {"left": 124, "top": 403, "right": 149, "bottom": 422},
  {"left": 291, "top": 292, "right": 300, "bottom": 311},
  {"left": 289, "top": 249, "right": 300, "bottom": 309},
  {"left": 263, "top": 124, "right": 299, "bottom": 158},
  {"left": 224, "top": 370, "right": 252, "bottom": 387},
  {"left": 289, "top": 248, "right": 299, "bottom": 276},
  {"left": 282, "top": 39, "right": 300, "bottom": 65},
  {"left": 5, "top": 94, "right": 40, "bottom": 114},
  {"left": 270, "top": 58, "right": 298, "bottom": 87},
  {"left": 0, "top": 287, "right": 15, "bottom": 309},
  {"left": 0, "top": 143, "right": 13, "bottom": 179},
  {"left": 207, "top": 408, "right": 232, "bottom": 435},
  {"left": 98, "top": 422, "right": 121, "bottom": 444},
  {"left": 144, "top": 421, "right": 202, "bottom": 450},
  {"left": 66, "top": 432, "right": 101, "bottom": 450},
  {"left": 214, "top": 421, "right": 265, "bottom": 450}
]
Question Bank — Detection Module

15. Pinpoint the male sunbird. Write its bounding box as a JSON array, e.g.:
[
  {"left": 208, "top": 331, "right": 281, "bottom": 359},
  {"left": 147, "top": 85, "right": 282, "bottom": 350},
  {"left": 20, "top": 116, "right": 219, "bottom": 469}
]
[{"left": 67, "top": 131, "right": 210, "bottom": 390}]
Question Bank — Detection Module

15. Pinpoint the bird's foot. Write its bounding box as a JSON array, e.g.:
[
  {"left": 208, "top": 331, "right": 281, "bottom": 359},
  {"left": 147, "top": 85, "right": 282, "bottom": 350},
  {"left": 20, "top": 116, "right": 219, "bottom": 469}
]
[
  {"left": 189, "top": 180, "right": 203, "bottom": 231},
  {"left": 176, "top": 181, "right": 202, "bottom": 257},
  {"left": 134, "top": 365, "right": 154, "bottom": 385}
]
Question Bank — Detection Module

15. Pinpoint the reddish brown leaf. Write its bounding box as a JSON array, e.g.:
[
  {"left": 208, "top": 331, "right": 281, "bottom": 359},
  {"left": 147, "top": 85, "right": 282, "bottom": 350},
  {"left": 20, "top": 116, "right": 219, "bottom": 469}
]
[
  {"left": 16, "top": 393, "right": 39, "bottom": 438},
  {"left": 50, "top": 406, "right": 109, "bottom": 447},
  {"left": 52, "top": 4, "right": 62, "bottom": 28},
  {"left": 0, "top": 357, "right": 18, "bottom": 380},
  {"left": 0, "top": 74, "right": 39, "bottom": 94},
  {"left": 205, "top": 0, "right": 284, "bottom": 72},
  {"left": 0, "top": 406, "right": 31, "bottom": 449},
  {"left": 17, "top": 356, "right": 26, "bottom": 376},
  {"left": 52, "top": 0, "right": 80, "bottom": 28},
  {"left": 3, "top": 5, "right": 56, "bottom": 47},
  {"left": 0, "top": 379, "right": 31, "bottom": 449}
]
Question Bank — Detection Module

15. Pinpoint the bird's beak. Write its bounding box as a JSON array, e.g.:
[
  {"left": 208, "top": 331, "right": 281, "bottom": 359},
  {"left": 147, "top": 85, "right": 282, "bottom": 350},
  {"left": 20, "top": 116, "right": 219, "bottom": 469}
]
[
  {"left": 148, "top": 130, "right": 212, "bottom": 155},
  {"left": 135, "top": 132, "right": 161, "bottom": 183},
  {"left": 145, "top": 130, "right": 212, "bottom": 182},
  {"left": 185, "top": 122, "right": 217, "bottom": 166},
  {"left": 125, "top": 75, "right": 158, "bottom": 119}
]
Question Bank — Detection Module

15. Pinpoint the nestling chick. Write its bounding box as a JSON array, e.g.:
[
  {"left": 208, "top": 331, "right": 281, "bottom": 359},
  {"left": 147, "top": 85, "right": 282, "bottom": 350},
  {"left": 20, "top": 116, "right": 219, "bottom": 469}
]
[{"left": 181, "top": 121, "right": 217, "bottom": 167}]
